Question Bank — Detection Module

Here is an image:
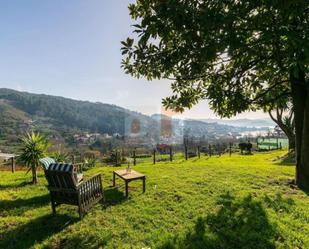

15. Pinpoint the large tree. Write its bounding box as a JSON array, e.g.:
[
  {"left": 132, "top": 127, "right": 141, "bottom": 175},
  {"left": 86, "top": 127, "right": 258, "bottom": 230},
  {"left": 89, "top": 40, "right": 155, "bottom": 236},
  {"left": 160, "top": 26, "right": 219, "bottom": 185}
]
[{"left": 122, "top": 1, "right": 309, "bottom": 189}]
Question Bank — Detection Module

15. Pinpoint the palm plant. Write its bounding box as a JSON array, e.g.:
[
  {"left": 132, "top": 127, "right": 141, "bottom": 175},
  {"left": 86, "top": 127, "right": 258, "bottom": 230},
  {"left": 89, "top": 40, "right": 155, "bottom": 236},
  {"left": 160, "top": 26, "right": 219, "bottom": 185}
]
[
  {"left": 51, "top": 151, "right": 69, "bottom": 163},
  {"left": 19, "top": 132, "right": 49, "bottom": 184}
]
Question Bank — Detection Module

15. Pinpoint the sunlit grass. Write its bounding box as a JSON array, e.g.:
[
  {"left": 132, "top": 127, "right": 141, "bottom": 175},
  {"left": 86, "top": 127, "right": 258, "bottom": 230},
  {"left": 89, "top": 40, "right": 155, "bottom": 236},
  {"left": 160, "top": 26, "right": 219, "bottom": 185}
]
[{"left": 0, "top": 151, "right": 308, "bottom": 249}]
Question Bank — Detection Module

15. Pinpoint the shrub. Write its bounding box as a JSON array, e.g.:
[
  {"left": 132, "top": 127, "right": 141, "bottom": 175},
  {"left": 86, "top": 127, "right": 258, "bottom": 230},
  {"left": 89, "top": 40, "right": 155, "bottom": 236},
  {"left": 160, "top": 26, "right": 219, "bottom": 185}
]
[{"left": 82, "top": 158, "right": 97, "bottom": 171}]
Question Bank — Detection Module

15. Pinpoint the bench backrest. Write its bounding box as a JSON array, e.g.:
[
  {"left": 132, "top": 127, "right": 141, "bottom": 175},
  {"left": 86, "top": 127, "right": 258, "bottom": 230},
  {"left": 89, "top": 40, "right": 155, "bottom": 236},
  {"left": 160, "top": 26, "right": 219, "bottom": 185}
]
[
  {"left": 40, "top": 157, "right": 56, "bottom": 170},
  {"left": 45, "top": 163, "right": 77, "bottom": 190}
]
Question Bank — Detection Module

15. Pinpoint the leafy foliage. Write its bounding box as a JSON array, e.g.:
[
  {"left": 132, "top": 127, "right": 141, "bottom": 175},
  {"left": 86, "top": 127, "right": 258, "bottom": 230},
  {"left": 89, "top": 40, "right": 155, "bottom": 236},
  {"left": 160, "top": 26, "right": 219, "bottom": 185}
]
[
  {"left": 18, "top": 132, "right": 49, "bottom": 183},
  {"left": 51, "top": 151, "right": 69, "bottom": 163},
  {"left": 122, "top": 0, "right": 308, "bottom": 116},
  {"left": 81, "top": 157, "right": 97, "bottom": 171},
  {"left": 122, "top": 0, "right": 309, "bottom": 189}
]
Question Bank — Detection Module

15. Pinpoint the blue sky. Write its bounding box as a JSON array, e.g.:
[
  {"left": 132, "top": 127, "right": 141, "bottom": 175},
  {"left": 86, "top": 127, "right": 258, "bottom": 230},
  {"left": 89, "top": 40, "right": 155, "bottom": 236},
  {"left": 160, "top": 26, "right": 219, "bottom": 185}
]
[{"left": 0, "top": 0, "right": 267, "bottom": 119}]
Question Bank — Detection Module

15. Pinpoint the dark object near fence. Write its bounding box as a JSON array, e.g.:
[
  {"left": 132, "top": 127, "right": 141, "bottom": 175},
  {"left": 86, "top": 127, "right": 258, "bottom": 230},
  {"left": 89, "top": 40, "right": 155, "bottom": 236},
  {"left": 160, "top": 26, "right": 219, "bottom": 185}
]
[
  {"left": 44, "top": 163, "right": 103, "bottom": 219},
  {"left": 239, "top": 142, "right": 253, "bottom": 154},
  {"left": 103, "top": 150, "right": 124, "bottom": 166}
]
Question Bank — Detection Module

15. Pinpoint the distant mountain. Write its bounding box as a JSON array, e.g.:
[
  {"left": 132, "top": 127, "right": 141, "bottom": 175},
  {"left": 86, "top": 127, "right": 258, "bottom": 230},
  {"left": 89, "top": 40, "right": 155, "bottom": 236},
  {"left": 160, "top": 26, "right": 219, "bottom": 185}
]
[
  {"left": 151, "top": 115, "right": 268, "bottom": 139},
  {"left": 0, "top": 88, "right": 268, "bottom": 149},
  {"left": 199, "top": 118, "right": 275, "bottom": 128},
  {"left": 0, "top": 88, "right": 156, "bottom": 140}
]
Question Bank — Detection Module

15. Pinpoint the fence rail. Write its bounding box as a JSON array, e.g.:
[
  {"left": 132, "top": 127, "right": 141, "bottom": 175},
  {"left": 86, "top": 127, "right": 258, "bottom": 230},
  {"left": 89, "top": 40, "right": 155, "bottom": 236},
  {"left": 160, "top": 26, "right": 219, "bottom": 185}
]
[{"left": 0, "top": 157, "right": 16, "bottom": 172}]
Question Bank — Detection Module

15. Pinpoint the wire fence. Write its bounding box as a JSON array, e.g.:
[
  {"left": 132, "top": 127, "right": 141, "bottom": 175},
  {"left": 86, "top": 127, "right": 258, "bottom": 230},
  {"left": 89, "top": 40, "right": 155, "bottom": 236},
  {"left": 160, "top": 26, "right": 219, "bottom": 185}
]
[{"left": 0, "top": 140, "right": 287, "bottom": 172}]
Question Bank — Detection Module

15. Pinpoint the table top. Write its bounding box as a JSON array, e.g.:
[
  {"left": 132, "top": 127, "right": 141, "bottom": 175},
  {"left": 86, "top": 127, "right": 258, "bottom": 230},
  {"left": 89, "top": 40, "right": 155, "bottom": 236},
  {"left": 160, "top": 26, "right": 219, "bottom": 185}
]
[{"left": 114, "top": 169, "right": 145, "bottom": 180}]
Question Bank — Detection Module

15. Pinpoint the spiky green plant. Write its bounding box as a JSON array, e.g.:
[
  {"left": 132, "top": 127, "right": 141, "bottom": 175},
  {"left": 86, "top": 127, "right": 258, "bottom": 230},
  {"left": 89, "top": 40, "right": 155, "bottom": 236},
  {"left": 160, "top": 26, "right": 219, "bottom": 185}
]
[
  {"left": 19, "top": 132, "right": 49, "bottom": 184},
  {"left": 51, "top": 151, "right": 69, "bottom": 163}
]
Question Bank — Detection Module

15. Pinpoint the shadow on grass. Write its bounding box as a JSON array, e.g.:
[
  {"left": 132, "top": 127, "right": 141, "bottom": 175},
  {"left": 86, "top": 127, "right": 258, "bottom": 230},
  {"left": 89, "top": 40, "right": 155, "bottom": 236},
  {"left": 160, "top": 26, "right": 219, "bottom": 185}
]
[
  {"left": 274, "top": 151, "right": 296, "bottom": 166},
  {"left": 0, "top": 175, "right": 46, "bottom": 190},
  {"left": 102, "top": 187, "right": 126, "bottom": 207},
  {"left": 263, "top": 193, "right": 294, "bottom": 213},
  {"left": 157, "top": 193, "right": 278, "bottom": 249},
  {"left": 0, "top": 194, "right": 50, "bottom": 216},
  {"left": 0, "top": 214, "right": 78, "bottom": 249},
  {"left": 0, "top": 181, "right": 32, "bottom": 190},
  {"left": 45, "top": 232, "right": 111, "bottom": 249}
]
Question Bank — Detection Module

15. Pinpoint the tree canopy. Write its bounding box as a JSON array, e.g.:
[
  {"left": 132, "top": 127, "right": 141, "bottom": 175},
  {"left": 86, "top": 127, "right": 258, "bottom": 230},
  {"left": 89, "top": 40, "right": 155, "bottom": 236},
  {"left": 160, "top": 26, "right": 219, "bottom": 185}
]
[{"left": 122, "top": 0, "right": 308, "bottom": 116}]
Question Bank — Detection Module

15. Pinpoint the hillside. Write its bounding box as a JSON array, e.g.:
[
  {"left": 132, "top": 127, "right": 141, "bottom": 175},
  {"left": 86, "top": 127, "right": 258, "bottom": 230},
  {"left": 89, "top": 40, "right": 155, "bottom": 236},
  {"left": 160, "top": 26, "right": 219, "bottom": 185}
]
[
  {"left": 200, "top": 118, "right": 275, "bottom": 128},
  {"left": 0, "top": 88, "right": 266, "bottom": 149},
  {"left": 0, "top": 88, "right": 152, "bottom": 134}
]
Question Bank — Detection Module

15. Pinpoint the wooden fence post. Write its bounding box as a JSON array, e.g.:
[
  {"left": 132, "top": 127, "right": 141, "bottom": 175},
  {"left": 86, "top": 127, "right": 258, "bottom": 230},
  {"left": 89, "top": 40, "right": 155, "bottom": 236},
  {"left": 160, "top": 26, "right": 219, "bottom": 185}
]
[
  {"left": 169, "top": 146, "right": 173, "bottom": 162},
  {"left": 153, "top": 149, "right": 156, "bottom": 164},
  {"left": 209, "top": 144, "right": 212, "bottom": 157},
  {"left": 115, "top": 150, "right": 119, "bottom": 166},
  {"left": 121, "top": 147, "right": 125, "bottom": 162},
  {"left": 229, "top": 143, "right": 232, "bottom": 156},
  {"left": 276, "top": 138, "right": 279, "bottom": 150},
  {"left": 11, "top": 157, "right": 15, "bottom": 173},
  {"left": 71, "top": 155, "right": 75, "bottom": 164},
  {"left": 197, "top": 146, "right": 200, "bottom": 159},
  {"left": 185, "top": 145, "right": 188, "bottom": 160},
  {"left": 133, "top": 149, "right": 136, "bottom": 166}
]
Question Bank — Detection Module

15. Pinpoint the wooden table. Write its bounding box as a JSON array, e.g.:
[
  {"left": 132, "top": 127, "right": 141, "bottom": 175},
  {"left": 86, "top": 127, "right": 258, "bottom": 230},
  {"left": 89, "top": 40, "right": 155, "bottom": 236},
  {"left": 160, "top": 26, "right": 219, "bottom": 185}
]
[{"left": 113, "top": 169, "right": 146, "bottom": 197}]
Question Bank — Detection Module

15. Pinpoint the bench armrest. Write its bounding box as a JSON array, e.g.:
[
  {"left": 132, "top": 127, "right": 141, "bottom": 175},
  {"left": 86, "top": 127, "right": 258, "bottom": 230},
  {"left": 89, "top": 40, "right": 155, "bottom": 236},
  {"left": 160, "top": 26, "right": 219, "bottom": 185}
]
[
  {"left": 73, "top": 163, "right": 83, "bottom": 174},
  {"left": 77, "top": 174, "right": 103, "bottom": 197}
]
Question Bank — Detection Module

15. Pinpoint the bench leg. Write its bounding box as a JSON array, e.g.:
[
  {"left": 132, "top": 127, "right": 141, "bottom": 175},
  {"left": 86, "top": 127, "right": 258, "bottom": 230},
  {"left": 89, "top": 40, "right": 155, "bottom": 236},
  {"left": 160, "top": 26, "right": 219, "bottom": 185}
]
[
  {"left": 51, "top": 198, "right": 56, "bottom": 215},
  {"left": 113, "top": 172, "right": 116, "bottom": 187},
  {"left": 78, "top": 205, "right": 84, "bottom": 219}
]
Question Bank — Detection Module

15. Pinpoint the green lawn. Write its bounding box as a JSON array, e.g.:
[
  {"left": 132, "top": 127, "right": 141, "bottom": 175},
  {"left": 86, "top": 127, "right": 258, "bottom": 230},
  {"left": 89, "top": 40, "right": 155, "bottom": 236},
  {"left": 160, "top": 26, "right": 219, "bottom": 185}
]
[{"left": 0, "top": 151, "right": 309, "bottom": 249}]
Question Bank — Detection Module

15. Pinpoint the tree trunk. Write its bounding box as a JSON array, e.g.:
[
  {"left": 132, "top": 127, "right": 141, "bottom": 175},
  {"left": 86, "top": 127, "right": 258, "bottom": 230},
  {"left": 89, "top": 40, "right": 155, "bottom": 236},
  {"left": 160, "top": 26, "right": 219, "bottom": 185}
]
[
  {"left": 268, "top": 110, "right": 295, "bottom": 151},
  {"left": 288, "top": 136, "right": 295, "bottom": 151},
  {"left": 281, "top": 128, "right": 295, "bottom": 151},
  {"left": 31, "top": 165, "right": 38, "bottom": 184},
  {"left": 299, "top": 88, "right": 309, "bottom": 189},
  {"left": 290, "top": 69, "right": 309, "bottom": 189}
]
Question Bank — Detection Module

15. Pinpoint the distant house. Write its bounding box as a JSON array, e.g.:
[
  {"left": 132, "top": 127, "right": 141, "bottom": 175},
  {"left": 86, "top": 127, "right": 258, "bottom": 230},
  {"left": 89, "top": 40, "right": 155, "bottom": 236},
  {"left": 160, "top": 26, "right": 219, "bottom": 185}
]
[
  {"left": 113, "top": 133, "right": 121, "bottom": 139},
  {"left": 73, "top": 134, "right": 89, "bottom": 144},
  {"left": 102, "top": 133, "right": 112, "bottom": 139}
]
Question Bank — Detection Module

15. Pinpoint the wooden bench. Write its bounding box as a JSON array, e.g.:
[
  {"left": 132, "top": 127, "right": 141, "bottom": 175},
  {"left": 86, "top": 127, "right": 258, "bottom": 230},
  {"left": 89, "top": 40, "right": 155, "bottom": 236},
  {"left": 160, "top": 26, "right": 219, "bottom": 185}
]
[{"left": 44, "top": 163, "right": 103, "bottom": 219}]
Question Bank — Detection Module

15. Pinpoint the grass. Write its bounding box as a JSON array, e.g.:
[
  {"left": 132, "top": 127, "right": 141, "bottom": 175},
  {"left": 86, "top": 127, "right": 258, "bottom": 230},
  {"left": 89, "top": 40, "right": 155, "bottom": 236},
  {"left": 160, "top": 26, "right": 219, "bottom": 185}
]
[{"left": 0, "top": 151, "right": 309, "bottom": 249}]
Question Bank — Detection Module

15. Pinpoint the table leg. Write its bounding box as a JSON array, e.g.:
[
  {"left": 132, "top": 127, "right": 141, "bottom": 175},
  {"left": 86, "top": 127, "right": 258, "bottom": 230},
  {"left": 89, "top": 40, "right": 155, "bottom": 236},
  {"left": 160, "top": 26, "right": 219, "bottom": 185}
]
[
  {"left": 125, "top": 181, "right": 129, "bottom": 197},
  {"left": 113, "top": 172, "right": 116, "bottom": 187},
  {"left": 142, "top": 177, "right": 146, "bottom": 193}
]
